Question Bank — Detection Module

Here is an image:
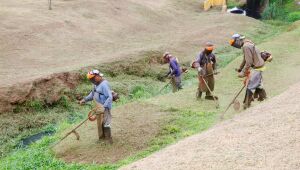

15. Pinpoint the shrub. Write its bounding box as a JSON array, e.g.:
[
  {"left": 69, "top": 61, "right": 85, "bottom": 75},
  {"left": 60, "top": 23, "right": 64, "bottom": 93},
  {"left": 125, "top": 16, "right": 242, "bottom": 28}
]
[
  {"left": 287, "top": 11, "right": 300, "bottom": 22},
  {"left": 262, "top": 2, "right": 282, "bottom": 20}
]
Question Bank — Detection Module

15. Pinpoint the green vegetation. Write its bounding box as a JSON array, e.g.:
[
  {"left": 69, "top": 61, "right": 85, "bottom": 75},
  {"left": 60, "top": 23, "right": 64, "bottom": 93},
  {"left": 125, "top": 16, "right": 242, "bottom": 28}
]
[
  {"left": 0, "top": 108, "right": 216, "bottom": 170},
  {"left": 262, "top": 0, "right": 300, "bottom": 21},
  {"left": 0, "top": 20, "right": 292, "bottom": 170},
  {"left": 227, "top": 0, "right": 245, "bottom": 8},
  {"left": 287, "top": 11, "right": 300, "bottom": 22}
]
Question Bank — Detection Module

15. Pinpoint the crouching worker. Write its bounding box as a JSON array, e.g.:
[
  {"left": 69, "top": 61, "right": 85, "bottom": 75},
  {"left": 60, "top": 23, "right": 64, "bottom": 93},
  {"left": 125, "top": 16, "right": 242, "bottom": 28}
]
[
  {"left": 191, "top": 42, "right": 218, "bottom": 100},
  {"left": 163, "top": 52, "right": 183, "bottom": 92},
  {"left": 80, "top": 70, "right": 113, "bottom": 144},
  {"left": 229, "top": 34, "right": 268, "bottom": 109}
]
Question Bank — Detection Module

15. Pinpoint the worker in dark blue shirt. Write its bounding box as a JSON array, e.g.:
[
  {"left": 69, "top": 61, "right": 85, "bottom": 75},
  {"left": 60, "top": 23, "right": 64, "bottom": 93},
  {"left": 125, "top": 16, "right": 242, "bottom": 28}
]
[{"left": 163, "top": 52, "right": 183, "bottom": 92}]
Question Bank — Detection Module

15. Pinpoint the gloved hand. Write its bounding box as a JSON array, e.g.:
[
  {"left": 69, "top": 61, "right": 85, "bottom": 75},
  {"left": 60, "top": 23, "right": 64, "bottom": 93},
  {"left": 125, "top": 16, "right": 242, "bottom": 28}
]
[
  {"left": 235, "top": 68, "right": 242, "bottom": 73},
  {"left": 167, "top": 74, "right": 174, "bottom": 79},
  {"left": 197, "top": 67, "right": 203, "bottom": 73},
  {"left": 79, "top": 99, "right": 86, "bottom": 105},
  {"left": 238, "top": 71, "right": 245, "bottom": 78}
]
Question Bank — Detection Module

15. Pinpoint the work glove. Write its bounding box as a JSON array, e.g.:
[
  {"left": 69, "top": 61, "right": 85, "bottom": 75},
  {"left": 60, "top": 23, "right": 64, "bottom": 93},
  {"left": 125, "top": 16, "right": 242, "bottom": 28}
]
[
  {"left": 167, "top": 74, "right": 174, "bottom": 79},
  {"left": 235, "top": 68, "right": 242, "bottom": 73},
  {"left": 79, "top": 99, "right": 86, "bottom": 105},
  {"left": 238, "top": 71, "right": 245, "bottom": 78},
  {"left": 197, "top": 67, "right": 203, "bottom": 73}
]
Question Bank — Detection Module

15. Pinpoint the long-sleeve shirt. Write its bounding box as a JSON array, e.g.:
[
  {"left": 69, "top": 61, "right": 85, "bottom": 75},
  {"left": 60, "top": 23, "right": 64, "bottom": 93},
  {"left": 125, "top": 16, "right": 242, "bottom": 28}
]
[
  {"left": 239, "top": 39, "right": 265, "bottom": 74},
  {"left": 195, "top": 51, "right": 217, "bottom": 69},
  {"left": 168, "top": 57, "right": 181, "bottom": 77},
  {"left": 84, "top": 80, "right": 113, "bottom": 109}
]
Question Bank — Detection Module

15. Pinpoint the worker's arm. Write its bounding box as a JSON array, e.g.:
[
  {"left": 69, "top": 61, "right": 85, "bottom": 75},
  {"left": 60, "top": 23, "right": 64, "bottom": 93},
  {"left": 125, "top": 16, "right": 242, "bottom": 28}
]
[
  {"left": 102, "top": 83, "right": 113, "bottom": 109},
  {"left": 84, "top": 88, "right": 95, "bottom": 102},
  {"left": 79, "top": 87, "right": 94, "bottom": 105},
  {"left": 192, "top": 53, "right": 202, "bottom": 69},
  {"left": 211, "top": 54, "right": 217, "bottom": 70},
  {"left": 169, "top": 60, "right": 179, "bottom": 76},
  {"left": 237, "top": 57, "right": 246, "bottom": 73},
  {"left": 165, "top": 70, "right": 171, "bottom": 77},
  {"left": 240, "top": 46, "right": 253, "bottom": 76},
  {"left": 195, "top": 53, "right": 202, "bottom": 67}
]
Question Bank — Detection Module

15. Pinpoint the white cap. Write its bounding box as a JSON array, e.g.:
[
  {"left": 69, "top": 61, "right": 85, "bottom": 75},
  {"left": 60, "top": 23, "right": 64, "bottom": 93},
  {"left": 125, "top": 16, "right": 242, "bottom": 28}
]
[
  {"left": 90, "top": 70, "right": 104, "bottom": 76},
  {"left": 232, "top": 33, "right": 245, "bottom": 39}
]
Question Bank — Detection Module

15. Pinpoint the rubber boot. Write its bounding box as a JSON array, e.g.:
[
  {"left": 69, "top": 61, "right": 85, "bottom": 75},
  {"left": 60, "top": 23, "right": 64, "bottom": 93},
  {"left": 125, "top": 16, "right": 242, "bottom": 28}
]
[
  {"left": 257, "top": 88, "right": 267, "bottom": 101},
  {"left": 196, "top": 90, "right": 202, "bottom": 99},
  {"left": 99, "top": 124, "right": 105, "bottom": 140},
  {"left": 205, "top": 96, "right": 214, "bottom": 100},
  {"left": 243, "top": 89, "right": 253, "bottom": 109},
  {"left": 205, "top": 92, "right": 218, "bottom": 100},
  {"left": 96, "top": 114, "right": 105, "bottom": 140},
  {"left": 104, "top": 127, "right": 113, "bottom": 144},
  {"left": 177, "top": 83, "right": 183, "bottom": 90}
]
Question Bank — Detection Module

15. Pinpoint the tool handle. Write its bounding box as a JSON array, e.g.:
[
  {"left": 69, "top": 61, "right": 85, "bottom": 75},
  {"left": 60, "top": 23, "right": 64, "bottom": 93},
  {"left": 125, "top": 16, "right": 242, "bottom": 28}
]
[
  {"left": 200, "top": 76, "right": 219, "bottom": 108},
  {"left": 50, "top": 110, "right": 96, "bottom": 147}
]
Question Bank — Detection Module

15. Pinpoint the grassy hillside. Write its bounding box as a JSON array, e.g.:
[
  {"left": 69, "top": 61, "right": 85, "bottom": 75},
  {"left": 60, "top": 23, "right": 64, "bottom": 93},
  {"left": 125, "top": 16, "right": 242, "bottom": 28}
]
[{"left": 1, "top": 20, "right": 300, "bottom": 169}]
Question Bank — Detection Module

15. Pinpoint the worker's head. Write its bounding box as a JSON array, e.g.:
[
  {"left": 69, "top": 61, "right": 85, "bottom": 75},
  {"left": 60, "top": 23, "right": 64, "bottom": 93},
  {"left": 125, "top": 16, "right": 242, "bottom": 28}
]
[
  {"left": 163, "top": 52, "right": 171, "bottom": 63},
  {"left": 229, "top": 34, "right": 245, "bottom": 49},
  {"left": 204, "top": 42, "right": 214, "bottom": 54},
  {"left": 87, "top": 70, "right": 104, "bottom": 85}
]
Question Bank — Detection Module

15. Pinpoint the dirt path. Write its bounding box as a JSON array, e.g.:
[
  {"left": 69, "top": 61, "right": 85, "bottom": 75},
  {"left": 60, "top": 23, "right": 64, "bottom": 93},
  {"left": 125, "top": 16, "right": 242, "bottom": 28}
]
[{"left": 121, "top": 82, "right": 300, "bottom": 170}]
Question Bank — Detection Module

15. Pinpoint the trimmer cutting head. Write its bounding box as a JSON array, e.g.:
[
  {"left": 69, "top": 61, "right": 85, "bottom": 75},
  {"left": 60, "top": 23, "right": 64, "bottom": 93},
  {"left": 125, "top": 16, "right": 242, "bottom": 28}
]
[{"left": 233, "top": 100, "right": 241, "bottom": 111}]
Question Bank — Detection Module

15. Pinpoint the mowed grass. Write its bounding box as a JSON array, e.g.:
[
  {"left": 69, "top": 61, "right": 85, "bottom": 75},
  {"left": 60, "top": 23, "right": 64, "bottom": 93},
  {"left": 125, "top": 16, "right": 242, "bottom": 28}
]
[{"left": 1, "top": 21, "right": 299, "bottom": 169}]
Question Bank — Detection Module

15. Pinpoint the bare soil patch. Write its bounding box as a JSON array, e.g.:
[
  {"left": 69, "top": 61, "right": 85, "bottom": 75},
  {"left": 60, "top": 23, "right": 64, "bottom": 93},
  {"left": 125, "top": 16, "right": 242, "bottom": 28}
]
[
  {"left": 121, "top": 81, "right": 300, "bottom": 170},
  {"left": 53, "top": 102, "right": 171, "bottom": 164},
  {"left": 0, "top": 0, "right": 261, "bottom": 112}
]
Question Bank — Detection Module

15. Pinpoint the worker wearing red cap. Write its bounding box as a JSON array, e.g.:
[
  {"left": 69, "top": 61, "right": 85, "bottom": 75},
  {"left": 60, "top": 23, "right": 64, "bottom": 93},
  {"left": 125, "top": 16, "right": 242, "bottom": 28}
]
[{"left": 192, "top": 42, "right": 218, "bottom": 100}]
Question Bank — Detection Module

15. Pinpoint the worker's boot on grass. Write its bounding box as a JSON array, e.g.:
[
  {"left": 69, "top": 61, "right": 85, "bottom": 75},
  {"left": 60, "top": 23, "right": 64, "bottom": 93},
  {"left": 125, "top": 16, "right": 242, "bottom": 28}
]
[
  {"left": 196, "top": 91, "right": 202, "bottom": 100},
  {"left": 255, "top": 88, "right": 267, "bottom": 101},
  {"left": 104, "top": 127, "right": 113, "bottom": 144},
  {"left": 205, "top": 92, "right": 218, "bottom": 100},
  {"left": 243, "top": 89, "right": 253, "bottom": 109},
  {"left": 205, "top": 95, "right": 218, "bottom": 100},
  {"left": 99, "top": 124, "right": 105, "bottom": 140}
]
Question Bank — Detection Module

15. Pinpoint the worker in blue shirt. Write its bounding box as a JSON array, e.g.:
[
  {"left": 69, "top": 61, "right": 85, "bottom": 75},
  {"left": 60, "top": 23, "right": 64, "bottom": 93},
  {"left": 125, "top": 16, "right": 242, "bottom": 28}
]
[
  {"left": 80, "top": 70, "right": 113, "bottom": 144},
  {"left": 163, "top": 52, "right": 183, "bottom": 92}
]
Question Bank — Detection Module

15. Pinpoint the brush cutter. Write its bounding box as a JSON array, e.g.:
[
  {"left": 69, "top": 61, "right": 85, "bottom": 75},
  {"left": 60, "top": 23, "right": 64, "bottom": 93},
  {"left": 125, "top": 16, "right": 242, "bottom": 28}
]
[
  {"left": 220, "top": 84, "right": 245, "bottom": 120},
  {"left": 220, "top": 72, "right": 250, "bottom": 119},
  {"left": 158, "top": 67, "right": 189, "bottom": 94},
  {"left": 51, "top": 107, "right": 98, "bottom": 147},
  {"left": 158, "top": 80, "right": 172, "bottom": 94},
  {"left": 199, "top": 75, "right": 219, "bottom": 108}
]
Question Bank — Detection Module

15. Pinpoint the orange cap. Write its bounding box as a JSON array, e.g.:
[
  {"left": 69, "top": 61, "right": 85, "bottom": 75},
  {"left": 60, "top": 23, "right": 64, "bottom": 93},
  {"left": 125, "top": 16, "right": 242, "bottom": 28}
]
[
  {"left": 86, "top": 70, "right": 102, "bottom": 80},
  {"left": 205, "top": 42, "right": 214, "bottom": 51},
  {"left": 205, "top": 46, "right": 214, "bottom": 51},
  {"left": 87, "top": 73, "right": 96, "bottom": 80},
  {"left": 229, "top": 39, "right": 235, "bottom": 45}
]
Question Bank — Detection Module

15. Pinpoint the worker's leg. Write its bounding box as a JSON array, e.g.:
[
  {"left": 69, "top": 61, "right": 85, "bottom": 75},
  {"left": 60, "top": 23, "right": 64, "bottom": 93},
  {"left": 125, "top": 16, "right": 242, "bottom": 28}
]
[
  {"left": 96, "top": 113, "right": 105, "bottom": 140},
  {"left": 244, "top": 70, "right": 262, "bottom": 108},
  {"left": 254, "top": 88, "right": 267, "bottom": 101},
  {"left": 243, "top": 89, "right": 253, "bottom": 109},
  {"left": 196, "top": 89, "right": 202, "bottom": 99},
  {"left": 175, "top": 76, "right": 182, "bottom": 90},
  {"left": 204, "top": 76, "right": 218, "bottom": 100},
  {"left": 171, "top": 77, "right": 177, "bottom": 93},
  {"left": 103, "top": 108, "right": 113, "bottom": 144}
]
